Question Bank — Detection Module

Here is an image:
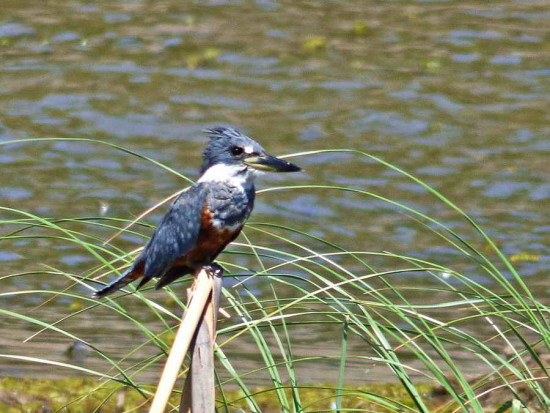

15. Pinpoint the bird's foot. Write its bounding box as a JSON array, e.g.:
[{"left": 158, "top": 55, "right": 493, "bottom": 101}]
[{"left": 205, "top": 263, "right": 223, "bottom": 278}]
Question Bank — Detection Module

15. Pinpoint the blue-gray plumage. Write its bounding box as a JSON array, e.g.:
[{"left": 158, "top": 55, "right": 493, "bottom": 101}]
[{"left": 93, "top": 127, "right": 301, "bottom": 298}]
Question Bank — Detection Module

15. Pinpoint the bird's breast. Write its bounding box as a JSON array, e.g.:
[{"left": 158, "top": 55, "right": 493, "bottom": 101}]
[{"left": 206, "top": 182, "right": 254, "bottom": 231}]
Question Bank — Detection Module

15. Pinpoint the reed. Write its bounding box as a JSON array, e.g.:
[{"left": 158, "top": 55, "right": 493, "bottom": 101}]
[{"left": 1, "top": 138, "right": 548, "bottom": 412}]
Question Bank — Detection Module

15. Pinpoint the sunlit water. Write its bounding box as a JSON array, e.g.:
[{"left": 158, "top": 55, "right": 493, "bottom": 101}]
[{"left": 1, "top": 0, "right": 549, "bottom": 386}]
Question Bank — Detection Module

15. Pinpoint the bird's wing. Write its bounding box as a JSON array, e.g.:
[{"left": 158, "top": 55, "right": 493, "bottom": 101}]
[{"left": 142, "top": 182, "right": 208, "bottom": 280}]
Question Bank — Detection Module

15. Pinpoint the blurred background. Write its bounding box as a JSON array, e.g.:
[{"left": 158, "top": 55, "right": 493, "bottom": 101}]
[{"left": 1, "top": 0, "right": 549, "bottom": 385}]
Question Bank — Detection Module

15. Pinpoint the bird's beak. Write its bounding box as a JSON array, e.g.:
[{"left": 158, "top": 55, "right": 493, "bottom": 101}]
[{"left": 244, "top": 154, "right": 301, "bottom": 172}]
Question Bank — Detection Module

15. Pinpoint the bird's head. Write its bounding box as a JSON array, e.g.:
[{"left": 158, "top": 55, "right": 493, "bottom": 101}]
[{"left": 200, "top": 127, "right": 301, "bottom": 175}]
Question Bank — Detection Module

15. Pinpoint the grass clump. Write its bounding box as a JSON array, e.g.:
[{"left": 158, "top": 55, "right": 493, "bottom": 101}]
[
  {"left": 0, "top": 138, "right": 548, "bottom": 412},
  {"left": 0, "top": 377, "right": 147, "bottom": 413},
  {"left": 0, "top": 378, "right": 436, "bottom": 412}
]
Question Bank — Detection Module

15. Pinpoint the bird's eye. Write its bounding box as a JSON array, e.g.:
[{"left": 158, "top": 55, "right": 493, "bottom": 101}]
[{"left": 230, "top": 146, "right": 244, "bottom": 156}]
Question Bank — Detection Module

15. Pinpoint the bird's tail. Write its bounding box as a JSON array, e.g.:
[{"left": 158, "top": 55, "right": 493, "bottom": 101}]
[{"left": 93, "top": 261, "right": 146, "bottom": 298}]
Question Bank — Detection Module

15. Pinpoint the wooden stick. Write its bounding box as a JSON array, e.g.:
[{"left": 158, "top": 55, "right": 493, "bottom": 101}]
[
  {"left": 179, "top": 267, "right": 223, "bottom": 413},
  {"left": 148, "top": 269, "right": 213, "bottom": 413},
  {"left": 179, "top": 313, "right": 214, "bottom": 412}
]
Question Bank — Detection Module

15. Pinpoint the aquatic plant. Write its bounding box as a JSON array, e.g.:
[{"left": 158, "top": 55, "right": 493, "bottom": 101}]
[{"left": 1, "top": 138, "right": 548, "bottom": 412}]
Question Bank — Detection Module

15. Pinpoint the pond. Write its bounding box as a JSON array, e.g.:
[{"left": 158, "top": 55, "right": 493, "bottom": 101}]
[{"left": 1, "top": 0, "right": 549, "bottom": 387}]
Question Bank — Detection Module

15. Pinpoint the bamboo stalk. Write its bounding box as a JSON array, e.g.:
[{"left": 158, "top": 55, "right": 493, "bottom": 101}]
[{"left": 148, "top": 269, "right": 213, "bottom": 413}]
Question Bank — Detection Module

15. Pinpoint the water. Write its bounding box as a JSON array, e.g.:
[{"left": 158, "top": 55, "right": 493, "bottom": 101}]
[{"left": 1, "top": 0, "right": 549, "bottom": 386}]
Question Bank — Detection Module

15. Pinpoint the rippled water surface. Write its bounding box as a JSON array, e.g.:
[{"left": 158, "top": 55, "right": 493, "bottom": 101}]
[{"left": 1, "top": 0, "right": 550, "bottom": 385}]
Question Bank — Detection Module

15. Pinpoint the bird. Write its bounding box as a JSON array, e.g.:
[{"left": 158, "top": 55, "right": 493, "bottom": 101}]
[{"left": 93, "top": 127, "right": 301, "bottom": 298}]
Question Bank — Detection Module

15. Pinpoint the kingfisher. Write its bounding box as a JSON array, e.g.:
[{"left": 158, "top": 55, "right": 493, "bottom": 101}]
[{"left": 93, "top": 127, "right": 301, "bottom": 298}]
